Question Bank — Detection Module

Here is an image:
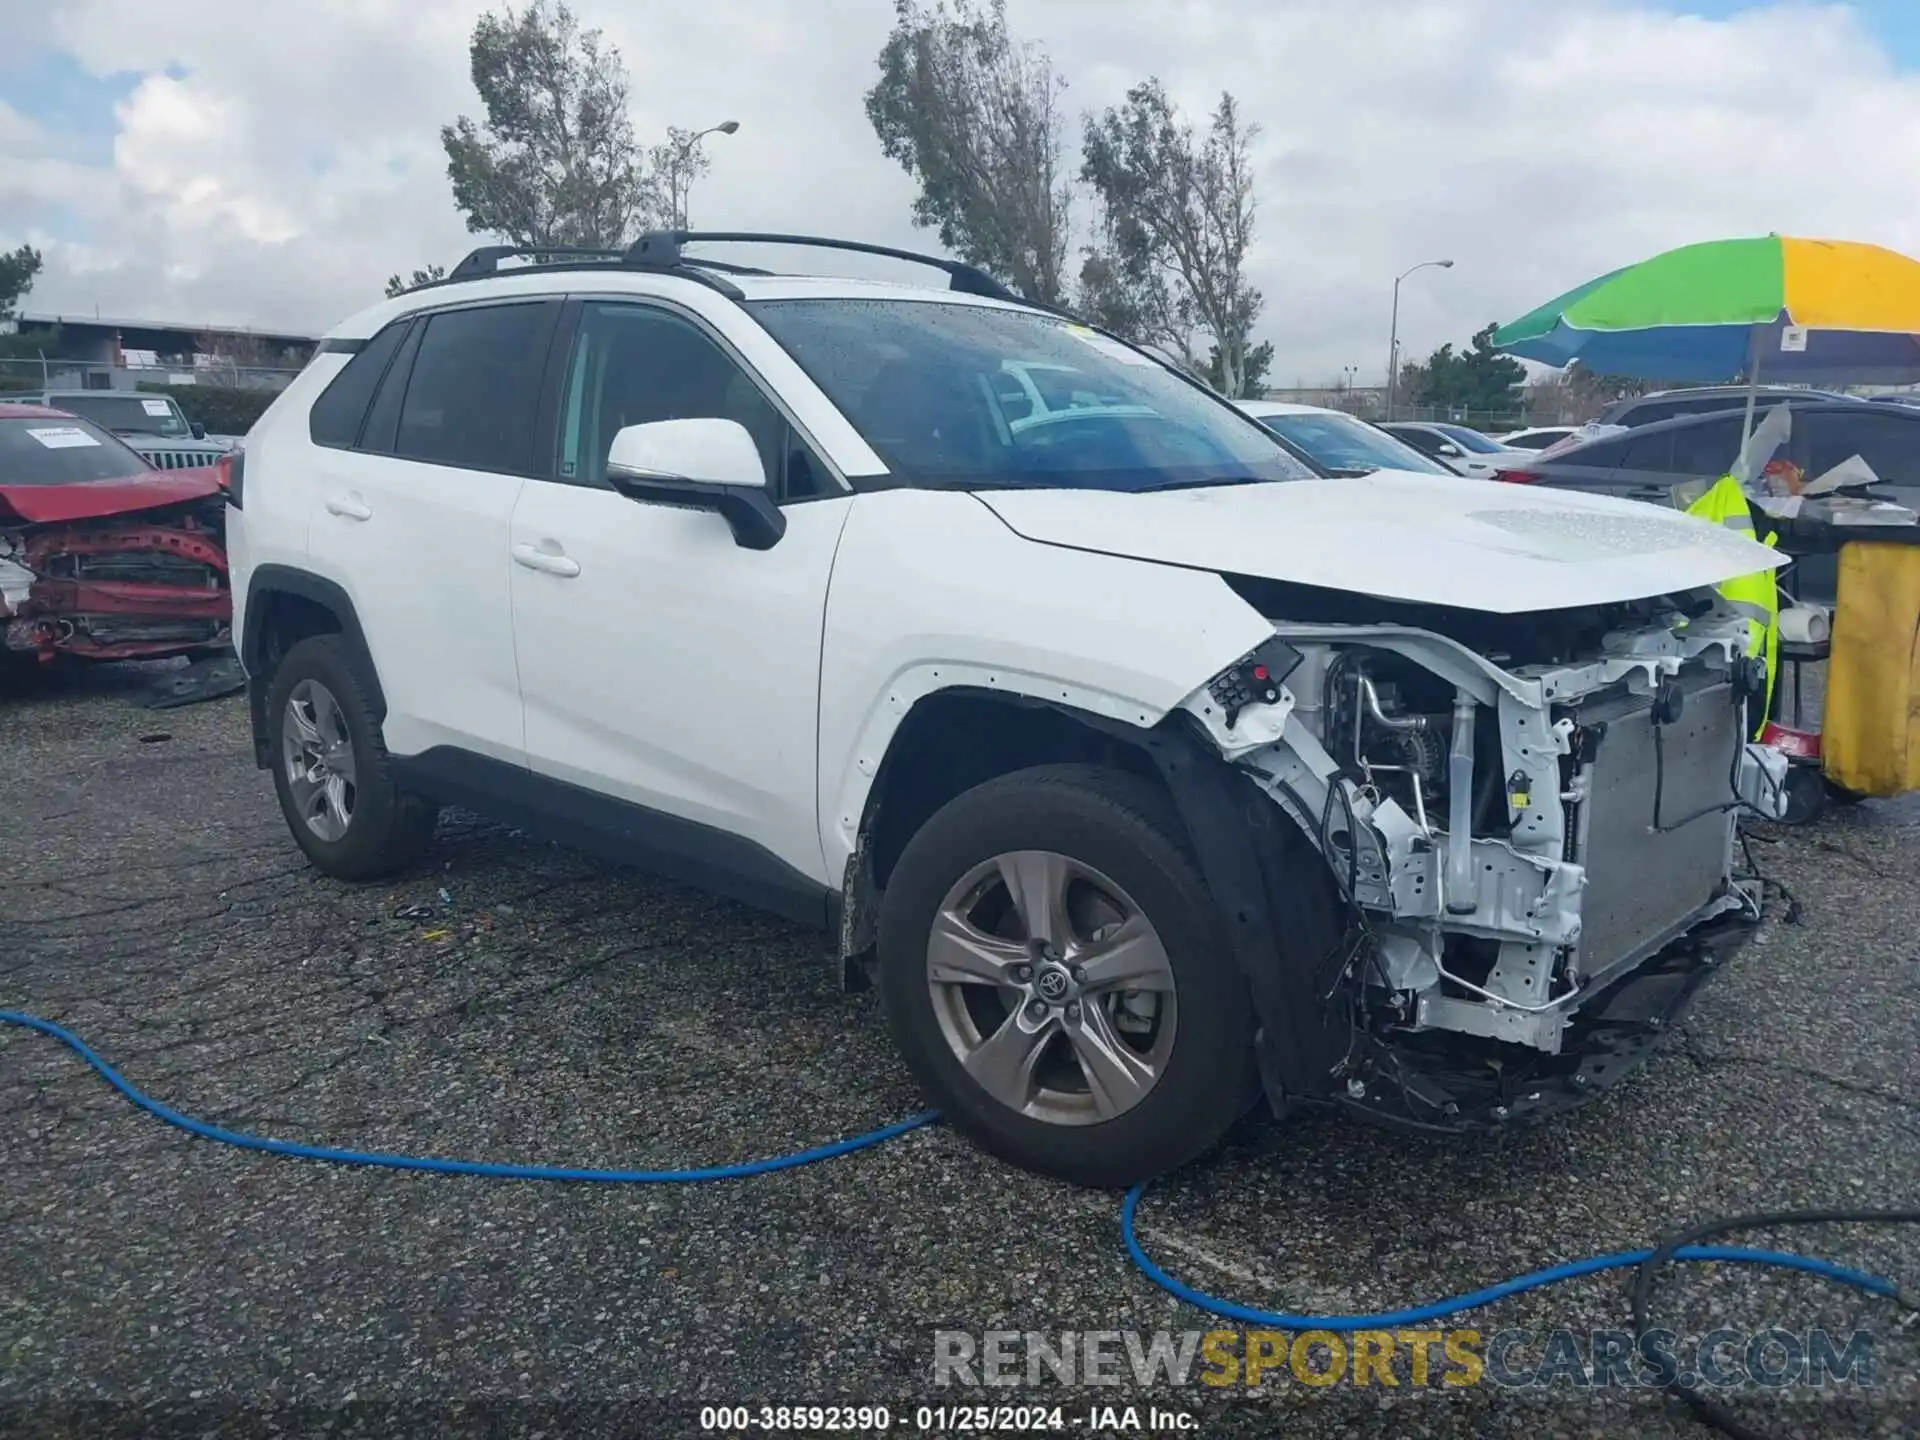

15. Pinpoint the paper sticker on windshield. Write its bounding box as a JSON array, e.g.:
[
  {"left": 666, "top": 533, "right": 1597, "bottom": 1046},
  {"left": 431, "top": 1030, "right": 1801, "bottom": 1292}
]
[
  {"left": 25, "top": 426, "right": 101, "bottom": 450},
  {"left": 141, "top": 398, "right": 173, "bottom": 416},
  {"left": 1062, "top": 324, "right": 1155, "bottom": 366}
]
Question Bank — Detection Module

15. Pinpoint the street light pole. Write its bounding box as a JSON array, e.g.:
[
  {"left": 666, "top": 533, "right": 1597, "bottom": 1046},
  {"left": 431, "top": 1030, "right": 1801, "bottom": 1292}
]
[
  {"left": 1385, "top": 258, "right": 1454, "bottom": 421},
  {"left": 673, "top": 119, "right": 740, "bottom": 229}
]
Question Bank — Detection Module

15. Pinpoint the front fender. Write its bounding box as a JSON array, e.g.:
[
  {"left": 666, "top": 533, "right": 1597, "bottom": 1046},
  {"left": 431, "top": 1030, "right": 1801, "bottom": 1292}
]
[{"left": 815, "top": 489, "right": 1273, "bottom": 877}]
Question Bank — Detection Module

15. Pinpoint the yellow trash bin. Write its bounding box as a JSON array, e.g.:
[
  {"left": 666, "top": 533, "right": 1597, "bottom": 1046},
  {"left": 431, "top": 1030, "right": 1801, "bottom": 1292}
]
[{"left": 1823, "top": 539, "right": 1920, "bottom": 797}]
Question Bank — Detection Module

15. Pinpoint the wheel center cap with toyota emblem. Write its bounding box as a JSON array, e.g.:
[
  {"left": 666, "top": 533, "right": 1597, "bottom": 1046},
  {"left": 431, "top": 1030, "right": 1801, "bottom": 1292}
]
[{"left": 1034, "top": 964, "right": 1075, "bottom": 1003}]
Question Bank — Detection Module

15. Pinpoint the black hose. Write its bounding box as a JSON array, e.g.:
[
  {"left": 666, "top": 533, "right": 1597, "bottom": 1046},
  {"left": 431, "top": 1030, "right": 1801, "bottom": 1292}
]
[{"left": 1630, "top": 1208, "right": 1920, "bottom": 1440}]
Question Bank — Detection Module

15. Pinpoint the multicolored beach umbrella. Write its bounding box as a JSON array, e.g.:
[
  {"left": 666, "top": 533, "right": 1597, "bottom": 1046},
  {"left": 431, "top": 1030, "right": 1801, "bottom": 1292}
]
[{"left": 1491, "top": 236, "right": 1920, "bottom": 385}]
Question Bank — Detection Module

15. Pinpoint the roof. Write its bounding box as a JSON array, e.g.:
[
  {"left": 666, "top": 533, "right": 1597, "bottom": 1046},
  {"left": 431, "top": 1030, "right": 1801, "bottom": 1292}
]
[
  {"left": 1236, "top": 400, "right": 1345, "bottom": 418},
  {"left": 329, "top": 267, "right": 1043, "bottom": 341},
  {"left": 1557, "top": 397, "right": 1909, "bottom": 453},
  {"left": 327, "top": 231, "right": 1058, "bottom": 341},
  {"left": 1634, "top": 384, "right": 1851, "bottom": 398}
]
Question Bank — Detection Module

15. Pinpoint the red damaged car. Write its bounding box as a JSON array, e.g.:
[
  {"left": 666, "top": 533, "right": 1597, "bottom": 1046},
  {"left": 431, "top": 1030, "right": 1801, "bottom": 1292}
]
[{"left": 0, "top": 401, "right": 232, "bottom": 662}]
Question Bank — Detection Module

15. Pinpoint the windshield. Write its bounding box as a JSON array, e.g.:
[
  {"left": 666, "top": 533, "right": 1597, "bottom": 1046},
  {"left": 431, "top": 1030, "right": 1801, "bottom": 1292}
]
[
  {"left": 1253, "top": 411, "right": 1450, "bottom": 475},
  {"left": 746, "top": 298, "right": 1314, "bottom": 492},
  {"left": 1435, "top": 423, "right": 1506, "bottom": 454},
  {"left": 48, "top": 393, "right": 191, "bottom": 438},
  {"left": 0, "top": 416, "right": 152, "bottom": 484}
]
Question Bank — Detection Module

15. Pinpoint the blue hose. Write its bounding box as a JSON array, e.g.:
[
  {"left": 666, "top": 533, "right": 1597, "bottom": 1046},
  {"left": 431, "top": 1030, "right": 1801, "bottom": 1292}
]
[
  {"left": 1, "top": 1008, "right": 1901, "bottom": 1331},
  {"left": 1121, "top": 1183, "right": 1898, "bottom": 1331},
  {"left": 0, "top": 1010, "right": 938, "bottom": 1181}
]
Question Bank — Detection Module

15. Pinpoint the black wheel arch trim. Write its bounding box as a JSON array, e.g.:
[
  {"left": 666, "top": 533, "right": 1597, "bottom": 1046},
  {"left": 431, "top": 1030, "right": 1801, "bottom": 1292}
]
[
  {"left": 241, "top": 566, "right": 383, "bottom": 769},
  {"left": 1096, "top": 711, "right": 1355, "bottom": 1115}
]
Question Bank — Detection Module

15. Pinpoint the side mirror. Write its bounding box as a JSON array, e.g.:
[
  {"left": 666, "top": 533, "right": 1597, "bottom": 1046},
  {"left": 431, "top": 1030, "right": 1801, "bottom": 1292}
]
[
  {"left": 1436, "top": 442, "right": 1462, "bottom": 457},
  {"left": 603, "top": 418, "right": 784, "bottom": 550},
  {"left": 190, "top": 421, "right": 207, "bottom": 439}
]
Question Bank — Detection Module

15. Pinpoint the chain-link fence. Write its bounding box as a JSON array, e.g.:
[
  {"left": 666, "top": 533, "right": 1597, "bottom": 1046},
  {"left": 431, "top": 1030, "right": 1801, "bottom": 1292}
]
[
  {"left": 1258, "top": 381, "right": 1920, "bottom": 432},
  {"left": 0, "top": 357, "right": 305, "bottom": 394},
  {"left": 1257, "top": 386, "right": 1555, "bottom": 433}
]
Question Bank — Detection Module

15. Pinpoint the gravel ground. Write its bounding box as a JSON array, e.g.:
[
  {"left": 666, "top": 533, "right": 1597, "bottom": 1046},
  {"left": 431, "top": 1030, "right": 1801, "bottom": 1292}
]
[{"left": 1, "top": 661, "right": 1916, "bottom": 1440}]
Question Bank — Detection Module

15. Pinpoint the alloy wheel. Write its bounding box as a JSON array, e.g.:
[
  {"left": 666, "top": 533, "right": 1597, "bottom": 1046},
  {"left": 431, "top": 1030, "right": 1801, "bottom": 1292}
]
[
  {"left": 282, "top": 678, "right": 358, "bottom": 842},
  {"left": 926, "top": 849, "right": 1178, "bottom": 1126}
]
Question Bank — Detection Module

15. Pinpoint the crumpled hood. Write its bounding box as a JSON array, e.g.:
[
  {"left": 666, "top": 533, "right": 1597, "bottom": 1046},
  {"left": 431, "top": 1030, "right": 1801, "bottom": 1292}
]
[
  {"left": 976, "top": 470, "right": 1784, "bottom": 615},
  {"left": 0, "top": 467, "right": 225, "bottom": 525}
]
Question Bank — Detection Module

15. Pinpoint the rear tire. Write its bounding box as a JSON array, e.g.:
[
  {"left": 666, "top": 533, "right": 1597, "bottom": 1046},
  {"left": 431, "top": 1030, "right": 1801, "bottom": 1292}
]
[
  {"left": 877, "top": 763, "right": 1255, "bottom": 1188},
  {"left": 1823, "top": 778, "right": 1869, "bottom": 807},
  {"left": 266, "top": 634, "right": 438, "bottom": 880}
]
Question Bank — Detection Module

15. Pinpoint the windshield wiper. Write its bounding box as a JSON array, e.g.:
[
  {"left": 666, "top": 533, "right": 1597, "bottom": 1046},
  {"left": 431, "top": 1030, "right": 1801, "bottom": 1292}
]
[{"left": 1132, "top": 474, "right": 1278, "bottom": 493}]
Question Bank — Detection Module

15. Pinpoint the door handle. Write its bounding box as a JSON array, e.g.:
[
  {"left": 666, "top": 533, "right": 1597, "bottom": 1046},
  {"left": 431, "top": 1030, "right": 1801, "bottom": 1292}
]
[
  {"left": 324, "top": 493, "right": 372, "bottom": 521},
  {"left": 512, "top": 542, "right": 581, "bottom": 578}
]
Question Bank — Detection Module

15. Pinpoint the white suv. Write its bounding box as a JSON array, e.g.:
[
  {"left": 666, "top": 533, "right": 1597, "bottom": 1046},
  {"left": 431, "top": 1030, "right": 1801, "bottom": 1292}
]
[{"left": 225, "top": 232, "right": 1789, "bottom": 1187}]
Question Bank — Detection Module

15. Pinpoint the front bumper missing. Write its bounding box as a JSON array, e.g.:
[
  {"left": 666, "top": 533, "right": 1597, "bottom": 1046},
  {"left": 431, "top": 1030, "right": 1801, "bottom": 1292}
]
[
  {"left": 1335, "top": 898, "right": 1759, "bottom": 1134},
  {"left": 1184, "top": 616, "right": 1788, "bottom": 1060}
]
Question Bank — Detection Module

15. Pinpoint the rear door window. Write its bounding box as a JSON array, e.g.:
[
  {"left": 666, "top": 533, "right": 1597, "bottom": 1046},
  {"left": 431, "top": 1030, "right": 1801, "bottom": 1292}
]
[
  {"left": 1557, "top": 434, "right": 1635, "bottom": 471},
  {"left": 1618, "top": 399, "right": 1683, "bottom": 426},
  {"left": 1803, "top": 409, "right": 1920, "bottom": 481},
  {"left": 1664, "top": 416, "right": 1746, "bottom": 476},
  {"left": 394, "top": 302, "right": 559, "bottom": 474},
  {"left": 309, "top": 321, "right": 410, "bottom": 449},
  {"left": 357, "top": 321, "right": 423, "bottom": 456},
  {"left": 1390, "top": 427, "right": 1446, "bottom": 456}
]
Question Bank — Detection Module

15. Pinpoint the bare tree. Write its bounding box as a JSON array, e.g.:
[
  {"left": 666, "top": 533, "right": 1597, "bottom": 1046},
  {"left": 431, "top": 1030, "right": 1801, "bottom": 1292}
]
[
  {"left": 647, "top": 127, "right": 713, "bottom": 231},
  {"left": 865, "top": 0, "right": 1072, "bottom": 304},
  {"left": 1520, "top": 361, "right": 1653, "bottom": 424},
  {"left": 1080, "top": 83, "right": 1264, "bottom": 397},
  {"left": 441, "top": 0, "right": 654, "bottom": 248},
  {"left": 186, "top": 330, "right": 306, "bottom": 386}
]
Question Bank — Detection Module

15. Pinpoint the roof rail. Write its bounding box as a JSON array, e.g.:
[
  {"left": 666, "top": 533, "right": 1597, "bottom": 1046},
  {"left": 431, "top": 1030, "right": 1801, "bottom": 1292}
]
[
  {"left": 625, "top": 231, "right": 1027, "bottom": 303},
  {"left": 446, "top": 245, "right": 626, "bottom": 280},
  {"left": 433, "top": 243, "right": 747, "bottom": 300}
]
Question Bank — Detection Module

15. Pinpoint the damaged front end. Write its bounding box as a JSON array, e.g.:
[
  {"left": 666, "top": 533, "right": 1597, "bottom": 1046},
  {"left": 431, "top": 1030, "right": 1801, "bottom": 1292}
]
[
  {"left": 1182, "top": 580, "right": 1789, "bottom": 1133},
  {"left": 1, "top": 498, "right": 231, "bottom": 662}
]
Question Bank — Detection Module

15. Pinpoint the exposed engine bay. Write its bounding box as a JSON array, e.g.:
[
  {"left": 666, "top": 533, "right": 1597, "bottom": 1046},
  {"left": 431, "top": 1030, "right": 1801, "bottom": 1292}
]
[
  {"left": 1180, "top": 579, "right": 1791, "bottom": 1132},
  {"left": 1, "top": 496, "right": 231, "bottom": 662}
]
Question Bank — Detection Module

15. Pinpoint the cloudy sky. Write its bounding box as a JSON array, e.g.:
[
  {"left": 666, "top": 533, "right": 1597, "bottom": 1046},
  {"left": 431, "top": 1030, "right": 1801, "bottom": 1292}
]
[{"left": 3, "top": 0, "right": 1919, "bottom": 385}]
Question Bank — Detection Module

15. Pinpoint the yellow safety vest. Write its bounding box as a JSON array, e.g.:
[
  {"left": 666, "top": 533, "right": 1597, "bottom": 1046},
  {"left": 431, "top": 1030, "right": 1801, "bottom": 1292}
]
[{"left": 1683, "top": 473, "right": 1779, "bottom": 738}]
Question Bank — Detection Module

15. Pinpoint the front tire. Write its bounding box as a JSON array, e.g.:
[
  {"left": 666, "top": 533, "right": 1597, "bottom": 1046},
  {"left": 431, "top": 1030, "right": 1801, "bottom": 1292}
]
[
  {"left": 266, "top": 634, "right": 438, "bottom": 880},
  {"left": 877, "top": 764, "right": 1254, "bottom": 1188}
]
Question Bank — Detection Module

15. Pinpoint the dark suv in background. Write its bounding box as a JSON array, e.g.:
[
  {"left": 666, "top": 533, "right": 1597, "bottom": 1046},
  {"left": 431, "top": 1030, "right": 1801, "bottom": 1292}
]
[
  {"left": 1593, "top": 385, "right": 1857, "bottom": 428},
  {"left": 1498, "top": 399, "right": 1920, "bottom": 507},
  {"left": 1496, "top": 399, "right": 1920, "bottom": 599}
]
